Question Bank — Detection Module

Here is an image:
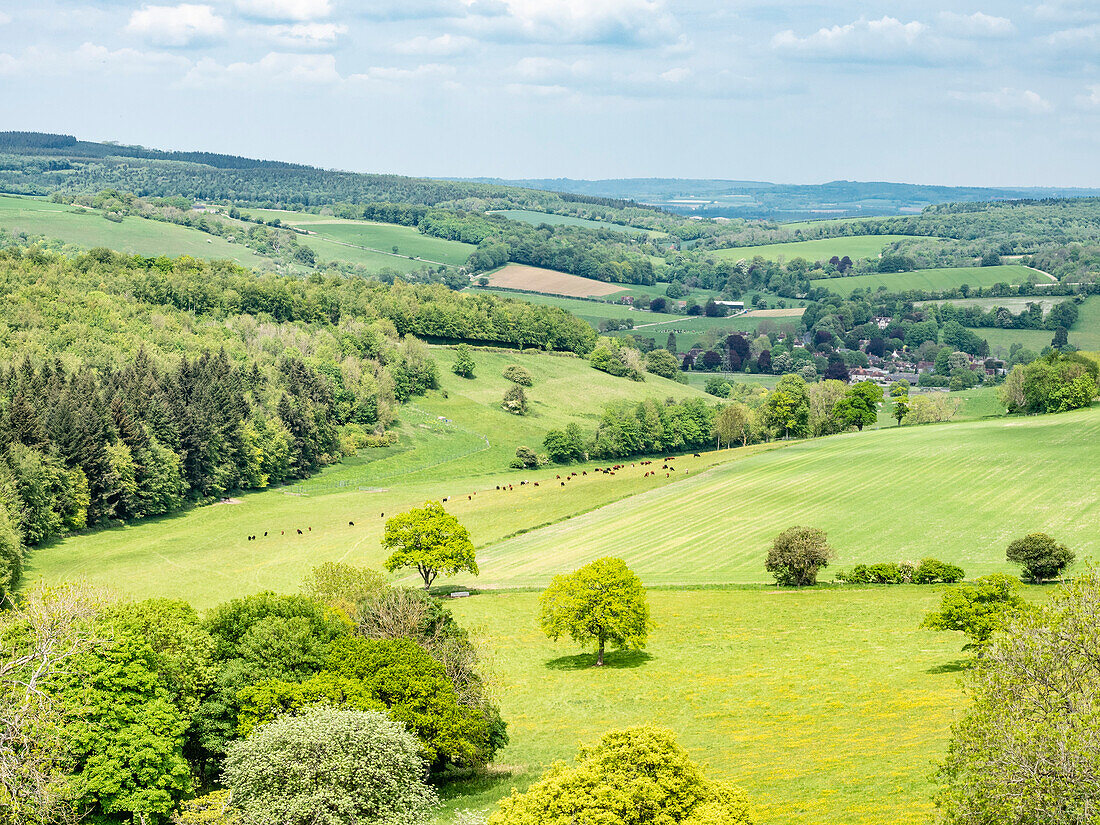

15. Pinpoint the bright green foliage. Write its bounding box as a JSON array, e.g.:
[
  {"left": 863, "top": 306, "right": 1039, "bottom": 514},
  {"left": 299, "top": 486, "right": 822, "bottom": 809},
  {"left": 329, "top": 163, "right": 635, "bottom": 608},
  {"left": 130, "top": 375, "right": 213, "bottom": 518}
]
[
  {"left": 1001, "top": 351, "right": 1099, "bottom": 414},
  {"left": 0, "top": 499, "right": 22, "bottom": 601},
  {"left": 57, "top": 618, "right": 193, "bottom": 822},
  {"left": 224, "top": 706, "right": 438, "bottom": 825},
  {"left": 713, "top": 402, "right": 753, "bottom": 448},
  {"left": 1005, "top": 532, "right": 1075, "bottom": 583},
  {"left": 833, "top": 381, "right": 883, "bottom": 432},
  {"left": 501, "top": 364, "right": 533, "bottom": 386},
  {"left": 382, "top": 502, "right": 478, "bottom": 589},
  {"left": 238, "top": 636, "right": 496, "bottom": 770},
  {"left": 301, "top": 561, "right": 388, "bottom": 616},
  {"left": 936, "top": 573, "right": 1100, "bottom": 824},
  {"left": 889, "top": 380, "right": 910, "bottom": 397},
  {"left": 911, "top": 558, "right": 966, "bottom": 584},
  {"left": 892, "top": 393, "right": 909, "bottom": 426},
  {"left": 174, "top": 791, "right": 239, "bottom": 825},
  {"left": 765, "top": 526, "right": 835, "bottom": 587},
  {"left": 452, "top": 344, "right": 477, "bottom": 378},
  {"left": 920, "top": 574, "right": 1030, "bottom": 650},
  {"left": 488, "top": 726, "right": 753, "bottom": 825},
  {"left": 763, "top": 374, "right": 810, "bottom": 439},
  {"left": 501, "top": 385, "right": 529, "bottom": 415},
  {"left": 542, "top": 422, "right": 587, "bottom": 463},
  {"left": 645, "top": 348, "right": 681, "bottom": 380},
  {"left": 539, "top": 557, "right": 652, "bottom": 666}
]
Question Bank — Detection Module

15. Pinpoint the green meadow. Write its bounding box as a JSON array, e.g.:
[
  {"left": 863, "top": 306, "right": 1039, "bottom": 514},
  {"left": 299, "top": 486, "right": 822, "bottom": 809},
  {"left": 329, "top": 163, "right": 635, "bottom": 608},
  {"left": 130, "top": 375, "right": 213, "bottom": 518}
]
[
  {"left": 27, "top": 345, "right": 1098, "bottom": 603},
  {"left": 0, "top": 194, "right": 268, "bottom": 266},
  {"left": 711, "top": 235, "right": 917, "bottom": 263},
  {"left": 239, "top": 208, "right": 476, "bottom": 267},
  {"left": 443, "top": 585, "right": 984, "bottom": 825},
  {"left": 811, "top": 265, "right": 1045, "bottom": 294}
]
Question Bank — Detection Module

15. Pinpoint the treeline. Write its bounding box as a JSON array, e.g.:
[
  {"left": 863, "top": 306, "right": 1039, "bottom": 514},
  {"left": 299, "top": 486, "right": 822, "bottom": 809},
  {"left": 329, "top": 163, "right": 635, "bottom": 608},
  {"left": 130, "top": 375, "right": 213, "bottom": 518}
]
[
  {"left": 321, "top": 201, "right": 660, "bottom": 284},
  {"left": 929, "top": 298, "right": 1080, "bottom": 332}
]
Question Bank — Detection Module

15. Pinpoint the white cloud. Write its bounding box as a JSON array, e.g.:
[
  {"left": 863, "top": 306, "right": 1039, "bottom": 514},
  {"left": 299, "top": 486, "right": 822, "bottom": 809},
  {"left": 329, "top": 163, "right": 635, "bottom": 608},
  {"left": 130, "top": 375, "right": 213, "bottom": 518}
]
[
  {"left": 937, "top": 11, "right": 1014, "bottom": 37},
  {"left": 235, "top": 0, "right": 331, "bottom": 21},
  {"left": 772, "top": 16, "right": 930, "bottom": 62},
  {"left": 351, "top": 64, "right": 456, "bottom": 83},
  {"left": 949, "top": 87, "right": 1052, "bottom": 114},
  {"left": 1078, "top": 84, "right": 1100, "bottom": 107},
  {"left": 465, "top": 0, "right": 679, "bottom": 46},
  {"left": 183, "top": 51, "right": 341, "bottom": 85},
  {"left": 0, "top": 12, "right": 11, "bottom": 25},
  {"left": 0, "top": 42, "right": 190, "bottom": 76},
  {"left": 393, "top": 34, "right": 476, "bottom": 56},
  {"left": 258, "top": 22, "right": 348, "bottom": 49},
  {"left": 1045, "top": 23, "right": 1100, "bottom": 52},
  {"left": 659, "top": 66, "right": 690, "bottom": 82},
  {"left": 126, "top": 4, "right": 225, "bottom": 47},
  {"left": 1034, "top": 0, "right": 1099, "bottom": 23}
]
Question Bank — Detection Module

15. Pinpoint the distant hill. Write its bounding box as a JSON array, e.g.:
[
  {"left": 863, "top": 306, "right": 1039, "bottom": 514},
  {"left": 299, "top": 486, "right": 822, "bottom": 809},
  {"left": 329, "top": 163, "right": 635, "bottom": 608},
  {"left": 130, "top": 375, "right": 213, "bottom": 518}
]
[{"left": 455, "top": 177, "right": 1100, "bottom": 220}]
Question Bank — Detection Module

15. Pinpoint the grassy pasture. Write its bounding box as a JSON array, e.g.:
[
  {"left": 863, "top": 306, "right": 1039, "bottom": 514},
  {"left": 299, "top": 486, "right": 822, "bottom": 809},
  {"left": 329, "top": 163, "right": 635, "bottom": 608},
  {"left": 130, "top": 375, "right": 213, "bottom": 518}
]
[
  {"left": 957, "top": 296, "right": 1099, "bottom": 357},
  {"left": 811, "top": 265, "right": 1043, "bottom": 295},
  {"left": 483, "top": 263, "right": 625, "bottom": 298},
  {"left": 24, "top": 347, "right": 714, "bottom": 606},
  {"left": 26, "top": 341, "right": 1099, "bottom": 605},
  {"left": 711, "top": 235, "right": 917, "bottom": 263},
  {"left": 0, "top": 195, "right": 268, "bottom": 266},
  {"left": 443, "top": 586, "right": 982, "bottom": 825},
  {"left": 475, "top": 404, "right": 1100, "bottom": 587},
  {"left": 916, "top": 296, "right": 1059, "bottom": 314},
  {"left": 488, "top": 209, "right": 655, "bottom": 236}
]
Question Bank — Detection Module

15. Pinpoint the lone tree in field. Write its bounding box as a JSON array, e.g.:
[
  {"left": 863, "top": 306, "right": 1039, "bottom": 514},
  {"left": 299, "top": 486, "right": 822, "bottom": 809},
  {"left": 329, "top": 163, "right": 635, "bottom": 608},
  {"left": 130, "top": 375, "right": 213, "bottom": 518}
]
[
  {"left": 1006, "top": 532, "right": 1075, "bottom": 583},
  {"left": 920, "top": 574, "right": 1029, "bottom": 652},
  {"left": 452, "top": 344, "right": 476, "bottom": 378},
  {"left": 538, "top": 557, "right": 652, "bottom": 667},
  {"left": 382, "top": 502, "right": 478, "bottom": 590},
  {"left": 489, "top": 726, "right": 753, "bottom": 825},
  {"left": 934, "top": 572, "right": 1100, "bottom": 824},
  {"left": 765, "top": 526, "right": 834, "bottom": 587}
]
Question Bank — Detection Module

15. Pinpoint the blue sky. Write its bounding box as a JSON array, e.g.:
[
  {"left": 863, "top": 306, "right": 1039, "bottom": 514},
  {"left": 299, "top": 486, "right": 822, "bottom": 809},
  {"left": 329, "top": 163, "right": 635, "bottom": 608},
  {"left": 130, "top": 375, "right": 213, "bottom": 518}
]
[{"left": 1, "top": 0, "right": 1098, "bottom": 185}]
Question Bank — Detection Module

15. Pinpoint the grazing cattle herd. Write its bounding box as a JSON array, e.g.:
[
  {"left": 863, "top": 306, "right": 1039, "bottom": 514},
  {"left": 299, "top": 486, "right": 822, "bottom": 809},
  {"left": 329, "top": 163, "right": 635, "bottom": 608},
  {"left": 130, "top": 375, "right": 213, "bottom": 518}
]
[{"left": 240, "top": 454, "right": 703, "bottom": 543}]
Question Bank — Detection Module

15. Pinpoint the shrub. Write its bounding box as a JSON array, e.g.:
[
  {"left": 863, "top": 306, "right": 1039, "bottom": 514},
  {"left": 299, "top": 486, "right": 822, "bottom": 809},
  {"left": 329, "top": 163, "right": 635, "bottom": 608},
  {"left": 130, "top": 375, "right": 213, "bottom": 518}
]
[
  {"left": 912, "top": 558, "right": 965, "bottom": 584},
  {"left": 501, "top": 365, "right": 533, "bottom": 386},
  {"left": 835, "top": 558, "right": 963, "bottom": 585},
  {"left": 765, "top": 526, "right": 834, "bottom": 587},
  {"left": 501, "top": 385, "right": 528, "bottom": 415},
  {"left": 511, "top": 446, "right": 539, "bottom": 469},
  {"left": 224, "top": 707, "right": 438, "bottom": 825},
  {"left": 452, "top": 344, "right": 476, "bottom": 378}
]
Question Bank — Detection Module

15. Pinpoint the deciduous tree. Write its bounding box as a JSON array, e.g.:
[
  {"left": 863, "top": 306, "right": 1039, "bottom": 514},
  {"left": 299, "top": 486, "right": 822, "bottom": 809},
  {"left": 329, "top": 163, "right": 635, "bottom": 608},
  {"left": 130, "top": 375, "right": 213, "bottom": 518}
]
[
  {"left": 1006, "top": 532, "right": 1075, "bottom": 583},
  {"left": 764, "top": 526, "right": 834, "bottom": 587},
  {"left": 539, "top": 557, "right": 652, "bottom": 667},
  {"left": 488, "top": 726, "right": 753, "bottom": 825},
  {"left": 920, "top": 574, "right": 1029, "bottom": 651},
  {"left": 383, "top": 502, "right": 478, "bottom": 589}
]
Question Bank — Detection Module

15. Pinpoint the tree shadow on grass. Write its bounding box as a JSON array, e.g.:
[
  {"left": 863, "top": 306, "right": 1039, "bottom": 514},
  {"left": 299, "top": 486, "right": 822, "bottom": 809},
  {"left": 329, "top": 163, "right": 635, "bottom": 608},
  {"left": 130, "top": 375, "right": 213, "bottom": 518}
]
[
  {"left": 544, "top": 650, "right": 654, "bottom": 671},
  {"left": 926, "top": 658, "right": 973, "bottom": 675},
  {"left": 434, "top": 763, "right": 526, "bottom": 806}
]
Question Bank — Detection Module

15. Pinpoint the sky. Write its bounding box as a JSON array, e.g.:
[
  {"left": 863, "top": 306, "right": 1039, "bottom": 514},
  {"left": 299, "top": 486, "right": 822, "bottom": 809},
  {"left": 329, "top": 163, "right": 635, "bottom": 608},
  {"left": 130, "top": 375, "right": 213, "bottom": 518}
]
[{"left": 0, "top": 0, "right": 1098, "bottom": 186}]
